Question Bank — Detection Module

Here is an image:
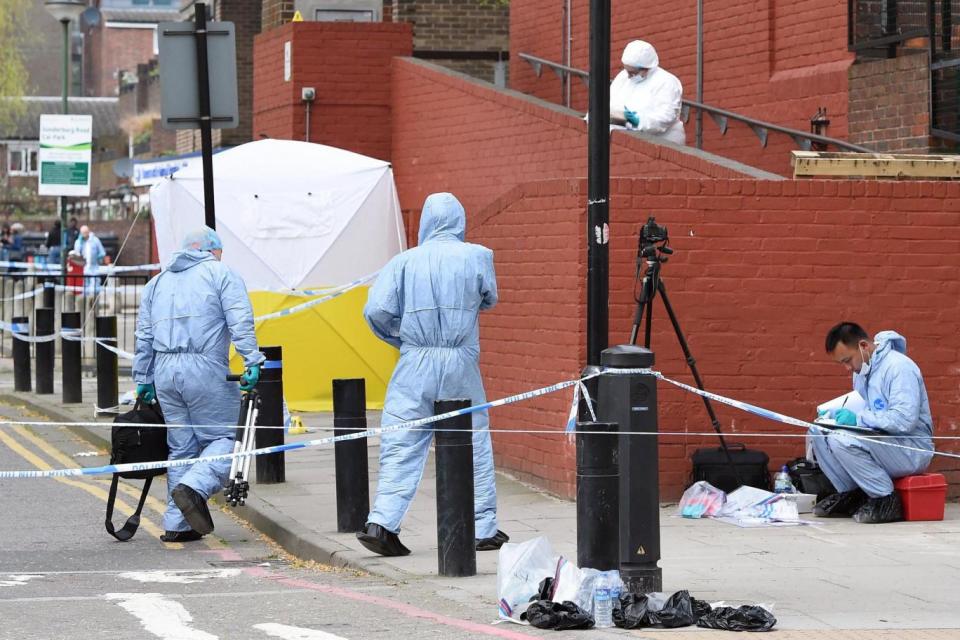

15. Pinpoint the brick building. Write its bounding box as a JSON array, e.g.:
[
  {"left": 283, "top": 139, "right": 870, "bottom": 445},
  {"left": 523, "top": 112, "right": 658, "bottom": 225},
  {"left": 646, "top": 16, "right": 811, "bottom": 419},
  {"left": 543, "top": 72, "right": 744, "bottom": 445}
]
[{"left": 251, "top": 19, "right": 960, "bottom": 500}]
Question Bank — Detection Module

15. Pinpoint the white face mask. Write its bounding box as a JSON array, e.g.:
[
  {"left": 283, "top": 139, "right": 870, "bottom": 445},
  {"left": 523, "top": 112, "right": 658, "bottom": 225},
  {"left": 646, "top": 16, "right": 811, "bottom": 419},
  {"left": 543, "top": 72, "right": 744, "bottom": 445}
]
[
  {"left": 858, "top": 345, "right": 871, "bottom": 376},
  {"left": 630, "top": 72, "right": 648, "bottom": 84}
]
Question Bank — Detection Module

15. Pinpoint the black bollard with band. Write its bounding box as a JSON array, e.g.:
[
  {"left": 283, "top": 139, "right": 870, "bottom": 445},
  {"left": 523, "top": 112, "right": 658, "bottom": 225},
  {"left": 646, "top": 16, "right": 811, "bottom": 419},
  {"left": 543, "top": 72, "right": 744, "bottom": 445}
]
[
  {"left": 333, "top": 378, "right": 370, "bottom": 533},
  {"left": 598, "top": 344, "right": 661, "bottom": 593},
  {"left": 255, "top": 345, "right": 285, "bottom": 484},
  {"left": 34, "top": 307, "right": 55, "bottom": 394},
  {"left": 95, "top": 316, "right": 118, "bottom": 413},
  {"left": 41, "top": 281, "right": 55, "bottom": 310},
  {"left": 434, "top": 399, "right": 476, "bottom": 577},
  {"left": 12, "top": 316, "right": 31, "bottom": 392},
  {"left": 576, "top": 420, "right": 620, "bottom": 570},
  {"left": 61, "top": 312, "right": 82, "bottom": 404}
]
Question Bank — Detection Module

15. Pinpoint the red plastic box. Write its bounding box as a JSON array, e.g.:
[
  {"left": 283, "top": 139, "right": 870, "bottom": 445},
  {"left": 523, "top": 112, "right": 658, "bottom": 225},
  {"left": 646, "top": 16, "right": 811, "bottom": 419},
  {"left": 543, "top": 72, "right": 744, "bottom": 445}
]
[{"left": 893, "top": 473, "right": 947, "bottom": 521}]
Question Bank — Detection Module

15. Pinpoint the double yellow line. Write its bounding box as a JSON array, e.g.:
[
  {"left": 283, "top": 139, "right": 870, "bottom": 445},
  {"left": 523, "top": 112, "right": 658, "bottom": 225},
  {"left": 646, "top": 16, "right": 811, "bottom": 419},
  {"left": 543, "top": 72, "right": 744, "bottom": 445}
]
[{"left": 0, "top": 424, "right": 183, "bottom": 548}]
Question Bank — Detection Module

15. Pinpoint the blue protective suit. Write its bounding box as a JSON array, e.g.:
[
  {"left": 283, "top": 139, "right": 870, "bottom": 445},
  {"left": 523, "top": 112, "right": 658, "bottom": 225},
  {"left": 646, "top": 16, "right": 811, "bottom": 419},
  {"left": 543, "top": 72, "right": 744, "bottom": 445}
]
[
  {"left": 363, "top": 192, "right": 500, "bottom": 539},
  {"left": 811, "top": 331, "right": 934, "bottom": 498},
  {"left": 133, "top": 249, "right": 264, "bottom": 532}
]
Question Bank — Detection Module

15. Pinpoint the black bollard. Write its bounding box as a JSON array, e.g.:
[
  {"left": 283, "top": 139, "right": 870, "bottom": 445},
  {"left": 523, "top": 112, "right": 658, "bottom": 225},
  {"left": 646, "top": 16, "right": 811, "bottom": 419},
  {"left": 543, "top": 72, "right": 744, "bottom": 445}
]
[
  {"left": 333, "top": 378, "right": 370, "bottom": 533},
  {"left": 95, "top": 315, "right": 118, "bottom": 412},
  {"left": 434, "top": 399, "right": 476, "bottom": 577},
  {"left": 34, "top": 308, "right": 55, "bottom": 394},
  {"left": 41, "top": 281, "right": 55, "bottom": 310},
  {"left": 576, "top": 421, "right": 620, "bottom": 571},
  {"left": 255, "top": 345, "right": 285, "bottom": 484},
  {"left": 11, "top": 316, "right": 31, "bottom": 392},
  {"left": 61, "top": 312, "right": 82, "bottom": 404},
  {"left": 598, "top": 345, "right": 662, "bottom": 594}
]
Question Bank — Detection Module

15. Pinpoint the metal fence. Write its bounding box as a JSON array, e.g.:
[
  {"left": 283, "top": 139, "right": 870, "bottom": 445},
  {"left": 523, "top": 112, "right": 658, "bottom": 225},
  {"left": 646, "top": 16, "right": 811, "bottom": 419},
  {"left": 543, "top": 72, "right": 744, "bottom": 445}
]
[
  {"left": 931, "top": 0, "right": 960, "bottom": 142},
  {"left": 848, "top": 0, "right": 930, "bottom": 54},
  {"left": 0, "top": 272, "right": 148, "bottom": 367}
]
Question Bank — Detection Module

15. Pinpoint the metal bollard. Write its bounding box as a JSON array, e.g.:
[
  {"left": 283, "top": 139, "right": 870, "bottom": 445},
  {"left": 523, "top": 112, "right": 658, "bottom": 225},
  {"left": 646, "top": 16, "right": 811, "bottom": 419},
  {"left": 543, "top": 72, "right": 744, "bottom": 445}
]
[
  {"left": 333, "top": 378, "right": 370, "bottom": 533},
  {"left": 434, "top": 399, "right": 476, "bottom": 577},
  {"left": 576, "top": 421, "right": 620, "bottom": 571},
  {"left": 255, "top": 345, "right": 285, "bottom": 484},
  {"left": 12, "top": 316, "right": 31, "bottom": 392},
  {"left": 41, "top": 281, "right": 55, "bottom": 310},
  {"left": 34, "top": 308, "right": 55, "bottom": 394},
  {"left": 61, "top": 312, "right": 82, "bottom": 404},
  {"left": 95, "top": 316, "right": 118, "bottom": 413},
  {"left": 598, "top": 345, "right": 662, "bottom": 594}
]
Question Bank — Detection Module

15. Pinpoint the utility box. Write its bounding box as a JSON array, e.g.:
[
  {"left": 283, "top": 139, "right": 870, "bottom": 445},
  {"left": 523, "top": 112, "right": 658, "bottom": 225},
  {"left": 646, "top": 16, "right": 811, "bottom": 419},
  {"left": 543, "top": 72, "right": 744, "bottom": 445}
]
[{"left": 294, "top": 0, "right": 382, "bottom": 22}]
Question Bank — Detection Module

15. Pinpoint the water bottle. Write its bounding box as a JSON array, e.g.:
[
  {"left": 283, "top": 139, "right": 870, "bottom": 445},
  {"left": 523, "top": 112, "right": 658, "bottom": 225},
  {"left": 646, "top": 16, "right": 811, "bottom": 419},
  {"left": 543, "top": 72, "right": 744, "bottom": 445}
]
[
  {"left": 593, "top": 575, "right": 614, "bottom": 628},
  {"left": 774, "top": 465, "right": 796, "bottom": 494}
]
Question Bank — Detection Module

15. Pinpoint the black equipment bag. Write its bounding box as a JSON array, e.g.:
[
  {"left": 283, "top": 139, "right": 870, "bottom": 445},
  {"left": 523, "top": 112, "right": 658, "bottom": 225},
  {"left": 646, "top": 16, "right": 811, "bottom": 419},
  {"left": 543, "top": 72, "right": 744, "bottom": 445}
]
[
  {"left": 690, "top": 444, "right": 770, "bottom": 493},
  {"left": 786, "top": 457, "right": 836, "bottom": 501},
  {"left": 105, "top": 399, "right": 167, "bottom": 541}
]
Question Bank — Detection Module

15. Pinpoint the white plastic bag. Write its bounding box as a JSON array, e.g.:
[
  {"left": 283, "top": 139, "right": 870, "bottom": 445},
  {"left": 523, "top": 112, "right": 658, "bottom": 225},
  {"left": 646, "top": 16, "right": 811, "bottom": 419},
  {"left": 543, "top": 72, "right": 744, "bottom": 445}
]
[
  {"left": 678, "top": 480, "right": 726, "bottom": 518},
  {"left": 496, "top": 536, "right": 557, "bottom": 620}
]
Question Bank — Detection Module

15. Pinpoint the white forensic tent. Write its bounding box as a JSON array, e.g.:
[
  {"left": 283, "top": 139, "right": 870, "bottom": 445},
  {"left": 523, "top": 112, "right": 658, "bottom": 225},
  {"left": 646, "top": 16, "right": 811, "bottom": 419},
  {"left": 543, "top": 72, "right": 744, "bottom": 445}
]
[{"left": 149, "top": 139, "right": 405, "bottom": 410}]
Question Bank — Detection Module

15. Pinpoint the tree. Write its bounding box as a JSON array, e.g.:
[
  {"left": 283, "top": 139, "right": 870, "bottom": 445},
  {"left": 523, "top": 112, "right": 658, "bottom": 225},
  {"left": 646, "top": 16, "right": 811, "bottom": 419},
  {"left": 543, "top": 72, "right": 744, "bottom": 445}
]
[{"left": 0, "top": 0, "right": 29, "bottom": 136}]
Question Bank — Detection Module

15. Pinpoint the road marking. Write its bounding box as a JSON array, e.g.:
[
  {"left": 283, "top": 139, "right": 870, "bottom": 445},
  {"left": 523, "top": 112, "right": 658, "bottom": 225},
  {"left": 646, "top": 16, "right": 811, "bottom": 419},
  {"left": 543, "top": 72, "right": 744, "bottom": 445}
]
[
  {"left": 254, "top": 623, "right": 349, "bottom": 640},
  {"left": 0, "top": 574, "right": 42, "bottom": 587},
  {"left": 119, "top": 569, "right": 242, "bottom": 584},
  {"left": 106, "top": 593, "right": 218, "bottom": 640},
  {"left": 0, "top": 425, "right": 177, "bottom": 547}
]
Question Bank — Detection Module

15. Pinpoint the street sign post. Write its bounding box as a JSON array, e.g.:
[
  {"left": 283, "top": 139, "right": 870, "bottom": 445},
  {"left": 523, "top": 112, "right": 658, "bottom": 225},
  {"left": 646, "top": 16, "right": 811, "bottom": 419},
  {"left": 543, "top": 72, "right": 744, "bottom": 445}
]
[
  {"left": 38, "top": 114, "right": 92, "bottom": 197},
  {"left": 158, "top": 2, "right": 237, "bottom": 230}
]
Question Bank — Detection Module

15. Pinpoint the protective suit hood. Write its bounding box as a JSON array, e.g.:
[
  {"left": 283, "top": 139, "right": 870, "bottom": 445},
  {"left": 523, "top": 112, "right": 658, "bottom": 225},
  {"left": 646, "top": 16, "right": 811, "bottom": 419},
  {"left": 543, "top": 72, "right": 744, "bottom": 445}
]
[
  {"left": 621, "top": 40, "right": 660, "bottom": 70},
  {"left": 418, "top": 192, "right": 466, "bottom": 244},
  {"left": 166, "top": 249, "right": 217, "bottom": 273},
  {"left": 873, "top": 330, "right": 908, "bottom": 360}
]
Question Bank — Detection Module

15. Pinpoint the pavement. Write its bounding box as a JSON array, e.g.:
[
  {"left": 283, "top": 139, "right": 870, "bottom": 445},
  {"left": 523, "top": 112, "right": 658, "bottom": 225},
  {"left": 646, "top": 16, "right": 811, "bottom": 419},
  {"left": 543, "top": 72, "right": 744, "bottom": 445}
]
[{"left": 2, "top": 364, "right": 960, "bottom": 638}]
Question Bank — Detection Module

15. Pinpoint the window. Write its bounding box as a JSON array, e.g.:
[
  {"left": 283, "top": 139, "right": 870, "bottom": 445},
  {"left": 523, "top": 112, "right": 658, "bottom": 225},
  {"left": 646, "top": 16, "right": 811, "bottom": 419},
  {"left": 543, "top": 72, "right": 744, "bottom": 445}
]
[{"left": 6, "top": 146, "right": 39, "bottom": 177}]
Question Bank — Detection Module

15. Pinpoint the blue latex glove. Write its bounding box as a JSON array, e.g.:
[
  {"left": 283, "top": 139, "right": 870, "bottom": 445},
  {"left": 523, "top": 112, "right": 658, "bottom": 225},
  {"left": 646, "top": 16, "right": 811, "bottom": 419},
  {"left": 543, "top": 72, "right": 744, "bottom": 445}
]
[
  {"left": 239, "top": 364, "right": 261, "bottom": 391},
  {"left": 624, "top": 107, "right": 640, "bottom": 128},
  {"left": 136, "top": 383, "right": 156, "bottom": 404},
  {"left": 833, "top": 408, "right": 858, "bottom": 426}
]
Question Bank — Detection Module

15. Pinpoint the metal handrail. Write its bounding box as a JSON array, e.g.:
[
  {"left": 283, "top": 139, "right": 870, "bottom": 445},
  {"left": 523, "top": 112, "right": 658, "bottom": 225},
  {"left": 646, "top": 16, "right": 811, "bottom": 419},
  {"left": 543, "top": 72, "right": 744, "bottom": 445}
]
[{"left": 518, "top": 52, "right": 873, "bottom": 153}]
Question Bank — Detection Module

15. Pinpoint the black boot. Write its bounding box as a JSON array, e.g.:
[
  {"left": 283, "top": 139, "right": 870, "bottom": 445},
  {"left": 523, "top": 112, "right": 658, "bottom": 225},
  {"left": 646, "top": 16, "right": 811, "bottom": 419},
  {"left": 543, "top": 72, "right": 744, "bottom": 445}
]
[
  {"left": 853, "top": 492, "right": 904, "bottom": 524},
  {"left": 476, "top": 530, "right": 510, "bottom": 551},
  {"left": 172, "top": 484, "right": 215, "bottom": 535},
  {"left": 160, "top": 530, "right": 205, "bottom": 543},
  {"left": 813, "top": 488, "right": 868, "bottom": 517},
  {"left": 356, "top": 523, "right": 411, "bottom": 557}
]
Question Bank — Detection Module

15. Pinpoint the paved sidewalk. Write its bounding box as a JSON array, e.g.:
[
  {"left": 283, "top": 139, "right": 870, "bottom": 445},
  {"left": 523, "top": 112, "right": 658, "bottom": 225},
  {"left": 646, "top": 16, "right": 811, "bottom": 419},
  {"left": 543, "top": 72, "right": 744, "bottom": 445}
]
[{"left": 2, "top": 368, "right": 960, "bottom": 637}]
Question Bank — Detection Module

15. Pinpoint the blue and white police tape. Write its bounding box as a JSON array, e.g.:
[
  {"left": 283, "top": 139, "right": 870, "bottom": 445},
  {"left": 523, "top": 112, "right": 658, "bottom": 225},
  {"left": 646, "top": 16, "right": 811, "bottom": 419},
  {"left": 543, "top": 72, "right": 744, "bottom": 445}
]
[
  {"left": 0, "top": 372, "right": 599, "bottom": 479},
  {"left": 253, "top": 272, "right": 380, "bottom": 322},
  {"left": 0, "top": 322, "right": 134, "bottom": 359},
  {"left": 257, "top": 271, "right": 380, "bottom": 298},
  {"left": 0, "top": 260, "right": 160, "bottom": 272},
  {"left": 0, "top": 287, "right": 46, "bottom": 302}
]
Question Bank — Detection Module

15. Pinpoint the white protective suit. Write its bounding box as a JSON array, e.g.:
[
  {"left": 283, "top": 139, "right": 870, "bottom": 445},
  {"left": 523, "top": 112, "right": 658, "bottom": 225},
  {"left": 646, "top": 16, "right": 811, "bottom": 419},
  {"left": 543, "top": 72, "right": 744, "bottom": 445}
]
[{"left": 611, "top": 40, "right": 686, "bottom": 145}]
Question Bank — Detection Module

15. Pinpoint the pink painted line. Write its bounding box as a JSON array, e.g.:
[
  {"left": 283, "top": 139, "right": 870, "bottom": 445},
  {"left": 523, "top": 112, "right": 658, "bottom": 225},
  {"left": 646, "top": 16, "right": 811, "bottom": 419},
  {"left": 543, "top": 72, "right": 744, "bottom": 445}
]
[{"left": 243, "top": 567, "right": 537, "bottom": 639}]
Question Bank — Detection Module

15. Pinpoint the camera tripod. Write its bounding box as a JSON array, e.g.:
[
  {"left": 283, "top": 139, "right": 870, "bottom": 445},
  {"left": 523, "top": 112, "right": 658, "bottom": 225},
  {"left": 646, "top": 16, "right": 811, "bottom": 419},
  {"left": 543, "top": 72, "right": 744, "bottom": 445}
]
[{"left": 629, "top": 218, "right": 743, "bottom": 487}]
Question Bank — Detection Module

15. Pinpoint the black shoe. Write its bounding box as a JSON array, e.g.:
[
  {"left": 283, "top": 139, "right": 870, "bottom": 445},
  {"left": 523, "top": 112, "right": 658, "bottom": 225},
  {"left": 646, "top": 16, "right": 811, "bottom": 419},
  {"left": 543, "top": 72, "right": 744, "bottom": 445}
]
[
  {"left": 171, "top": 484, "right": 215, "bottom": 535},
  {"left": 813, "top": 489, "right": 868, "bottom": 518},
  {"left": 476, "top": 530, "right": 510, "bottom": 551},
  {"left": 356, "top": 523, "right": 411, "bottom": 557},
  {"left": 159, "top": 530, "right": 205, "bottom": 543},
  {"left": 853, "top": 492, "right": 904, "bottom": 524}
]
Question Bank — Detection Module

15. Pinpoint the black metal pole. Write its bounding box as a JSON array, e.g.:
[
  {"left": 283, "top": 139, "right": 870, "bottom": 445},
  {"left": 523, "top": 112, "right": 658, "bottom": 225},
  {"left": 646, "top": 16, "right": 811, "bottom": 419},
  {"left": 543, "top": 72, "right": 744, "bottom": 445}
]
[
  {"left": 95, "top": 316, "right": 118, "bottom": 412},
  {"left": 34, "top": 308, "right": 55, "bottom": 395},
  {"left": 333, "top": 378, "right": 370, "bottom": 533},
  {"left": 576, "top": 421, "right": 620, "bottom": 571},
  {"left": 586, "top": 0, "right": 611, "bottom": 368},
  {"left": 61, "top": 311, "right": 82, "bottom": 404},
  {"left": 12, "top": 316, "right": 31, "bottom": 392},
  {"left": 255, "top": 345, "right": 285, "bottom": 484},
  {"left": 434, "top": 399, "right": 476, "bottom": 577},
  {"left": 599, "top": 345, "right": 661, "bottom": 594},
  {"left": 42, "top": 282, "right": 56, "bottom": 310},
  {"left": 194, "top": 2, "right": 216, "bottom": 230}
]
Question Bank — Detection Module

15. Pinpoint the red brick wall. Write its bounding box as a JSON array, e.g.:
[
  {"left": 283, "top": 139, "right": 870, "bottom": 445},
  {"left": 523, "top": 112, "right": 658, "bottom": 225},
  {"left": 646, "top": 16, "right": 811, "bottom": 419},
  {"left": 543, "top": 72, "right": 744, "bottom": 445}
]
[
  {"left": 475, "top": 177, "right": 960, "bottom": 499},
  {"left": 86, "top": 25, "right": 156, "bottom": 97},
  {"left": 253, "top": 22, "right": 413, "bottom": 161},
  {"left": 849, "top": 51, "right": 932, "bottom": 152},
  {"left": 391, "top": 58, "right": 777, "bottom": 225},
  {"left": 509, "top": 0, "right": 854, "bottom": 176}
]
